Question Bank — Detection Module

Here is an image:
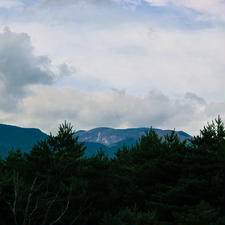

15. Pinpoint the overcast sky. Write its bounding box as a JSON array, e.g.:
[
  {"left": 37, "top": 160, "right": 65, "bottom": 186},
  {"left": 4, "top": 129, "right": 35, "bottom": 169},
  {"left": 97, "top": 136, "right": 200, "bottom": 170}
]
[{"left": 0, "top": 0, "right": 225, "bottom": 135}]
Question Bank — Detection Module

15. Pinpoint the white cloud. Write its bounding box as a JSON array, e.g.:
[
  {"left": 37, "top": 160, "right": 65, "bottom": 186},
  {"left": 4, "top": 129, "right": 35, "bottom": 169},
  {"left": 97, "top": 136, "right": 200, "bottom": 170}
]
[
  {"left": 17, "top": 22, "right": 225, "bottom": 100},
  {"left": 0, "top": 0, "right": 23, "bottom": 8},
  {"left": 0, "top": 84, "right": 221, "bottom": 136},
  {"left": 0, "top": 2, "right": 224, "bottom": 135},
  {"left": 39, "top": 0, "right": 122, "bottom": 7},
  {"left": 31, "top": 0, "right": 225, "bottom": 22},
  {"left": 145, "top": 0, "right": 225, "bottom": 22}
]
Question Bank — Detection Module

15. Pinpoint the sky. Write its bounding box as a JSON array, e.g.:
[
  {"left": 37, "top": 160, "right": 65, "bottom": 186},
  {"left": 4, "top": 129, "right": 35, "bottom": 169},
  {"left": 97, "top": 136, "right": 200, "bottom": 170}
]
[{"left": 0, "top": 0, "right": 225, "bottom": 135}]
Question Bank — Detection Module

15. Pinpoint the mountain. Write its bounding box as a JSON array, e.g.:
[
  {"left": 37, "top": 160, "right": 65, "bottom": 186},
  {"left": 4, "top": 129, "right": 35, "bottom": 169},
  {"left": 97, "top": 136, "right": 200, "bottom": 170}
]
[
  {"left": 75, "top": 127, "right": 193, "bottom": 157},
  {"left": 0, "top": 124, "right": 47, "bottom": 158},
  {"left": 0, "top": 124, "right": 192, "bottom": 158}
]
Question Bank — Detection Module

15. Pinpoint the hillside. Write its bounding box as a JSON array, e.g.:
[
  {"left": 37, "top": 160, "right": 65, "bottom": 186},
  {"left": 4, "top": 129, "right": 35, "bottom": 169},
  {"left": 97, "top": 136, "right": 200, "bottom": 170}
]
[{"left": 0, "top": 124, "right": 47, "bottom": 158}]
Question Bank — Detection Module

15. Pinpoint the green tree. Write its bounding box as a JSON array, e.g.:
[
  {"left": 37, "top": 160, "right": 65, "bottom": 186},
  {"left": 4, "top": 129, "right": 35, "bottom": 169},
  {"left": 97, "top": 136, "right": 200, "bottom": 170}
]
[
  {"left": 191, "top": 115, "right": 225, "bottom": 151},
  {"left": 1, "top": 121, "right": 87, "bottom": 225}
]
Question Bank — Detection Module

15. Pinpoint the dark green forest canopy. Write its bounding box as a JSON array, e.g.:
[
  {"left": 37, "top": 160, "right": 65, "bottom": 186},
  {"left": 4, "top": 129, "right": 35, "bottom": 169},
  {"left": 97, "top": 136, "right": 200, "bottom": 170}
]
[{"left": 0, "top": 118, "right": 224, "bottom": 225}]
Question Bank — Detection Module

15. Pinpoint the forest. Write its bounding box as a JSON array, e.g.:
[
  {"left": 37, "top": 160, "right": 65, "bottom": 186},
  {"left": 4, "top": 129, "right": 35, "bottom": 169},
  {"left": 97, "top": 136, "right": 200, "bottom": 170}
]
[{"left": 0, "top": 117, "right": 224, "bottom": 225}]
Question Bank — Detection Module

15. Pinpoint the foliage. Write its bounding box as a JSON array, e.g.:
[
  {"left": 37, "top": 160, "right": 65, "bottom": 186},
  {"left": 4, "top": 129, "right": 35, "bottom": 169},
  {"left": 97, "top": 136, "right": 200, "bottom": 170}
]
[
  {"left": 0, "top": 118, "right": 224, "bottom": 225},
  {"left": 100, "top": 207, "right": 157, "bottom": 225}
]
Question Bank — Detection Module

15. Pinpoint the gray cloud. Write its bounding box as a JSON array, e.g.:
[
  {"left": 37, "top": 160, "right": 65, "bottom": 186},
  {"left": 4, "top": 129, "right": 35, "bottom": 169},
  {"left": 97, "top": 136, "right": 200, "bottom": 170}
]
[
  {"left": 0, "top": 27, "right": 54, "bottom": 111},
  {"left": 184, "top": 92, "right": 206, "bottom": 105},
  {"left": 111, "top": 88, "right": 126, "bottom": 96}
]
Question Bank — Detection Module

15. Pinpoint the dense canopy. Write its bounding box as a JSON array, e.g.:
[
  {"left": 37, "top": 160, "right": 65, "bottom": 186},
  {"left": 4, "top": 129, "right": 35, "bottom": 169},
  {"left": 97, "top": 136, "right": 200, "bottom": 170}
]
[{"left": 0, "top": 118, "right": 224, "bottom": 225}]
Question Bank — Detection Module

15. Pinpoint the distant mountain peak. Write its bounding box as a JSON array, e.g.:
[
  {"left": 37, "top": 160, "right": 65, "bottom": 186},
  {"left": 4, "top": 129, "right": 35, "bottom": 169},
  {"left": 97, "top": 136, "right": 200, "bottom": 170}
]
[{"left": 74, "top": 127, "right": 192, "bottom": 147}]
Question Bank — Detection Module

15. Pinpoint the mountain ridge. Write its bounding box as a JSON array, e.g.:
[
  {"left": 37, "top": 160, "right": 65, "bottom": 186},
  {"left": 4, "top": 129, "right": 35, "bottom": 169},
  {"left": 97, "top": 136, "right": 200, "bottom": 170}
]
[
  {"left": 74, "top": 127, "right": 192, "bottom": 146},
  {"left": 0, "top": 124, "right": 192, "bottom": 158}
]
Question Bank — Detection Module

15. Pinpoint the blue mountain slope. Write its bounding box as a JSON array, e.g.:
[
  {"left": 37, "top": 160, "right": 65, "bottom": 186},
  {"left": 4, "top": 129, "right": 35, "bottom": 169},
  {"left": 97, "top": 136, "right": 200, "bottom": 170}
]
[
  {"left": 0, "top": 124, "right": 47, "bottom": 158},
  {"left": 83, "top": 142, "right": 110, "bottom": 157}
]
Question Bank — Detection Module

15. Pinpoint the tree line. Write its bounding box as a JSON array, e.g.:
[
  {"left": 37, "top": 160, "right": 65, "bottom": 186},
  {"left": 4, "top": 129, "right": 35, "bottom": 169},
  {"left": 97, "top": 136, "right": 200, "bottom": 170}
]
[{"left": 0, "top": 118, "right": 224, "bottom": 225}]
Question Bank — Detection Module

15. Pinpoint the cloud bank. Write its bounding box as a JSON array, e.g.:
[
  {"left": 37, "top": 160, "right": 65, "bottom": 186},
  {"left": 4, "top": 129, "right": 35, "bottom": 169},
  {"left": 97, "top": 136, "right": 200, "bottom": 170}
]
[{"left": 1, "top": 84, "right": 222, "bottom": 136}]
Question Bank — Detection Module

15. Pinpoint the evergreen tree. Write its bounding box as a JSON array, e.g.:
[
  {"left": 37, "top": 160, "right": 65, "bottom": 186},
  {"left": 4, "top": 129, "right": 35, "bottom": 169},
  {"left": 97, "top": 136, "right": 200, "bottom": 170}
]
[{"left": 0, "top": 119, "right": 224, "bottom": 225}]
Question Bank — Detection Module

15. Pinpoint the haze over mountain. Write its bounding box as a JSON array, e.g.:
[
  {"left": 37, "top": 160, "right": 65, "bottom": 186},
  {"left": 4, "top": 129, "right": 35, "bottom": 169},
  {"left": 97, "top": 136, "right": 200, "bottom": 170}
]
[{"left": 0, "top": 123, "right": 192, "bottom": 158}]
